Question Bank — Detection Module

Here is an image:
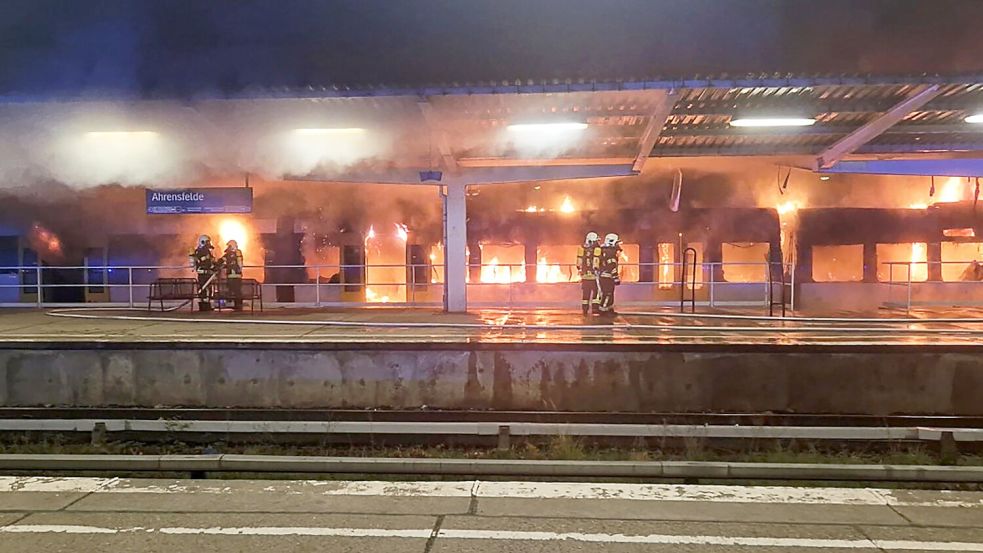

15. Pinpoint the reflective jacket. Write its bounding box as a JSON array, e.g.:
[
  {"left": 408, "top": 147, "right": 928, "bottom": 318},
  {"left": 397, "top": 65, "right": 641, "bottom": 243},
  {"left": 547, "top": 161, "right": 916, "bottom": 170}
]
[
  {"left": 190, "top": 244, "right": 215, "bottom": 274},
  {"left": 576, "top": 245, "right": 601, "bottom": 278},
  {"left": 223, "top": 248, "right": 244, "bottom": 277},
  {"left": 599, "top": 245, "right": 621, "bottom": 280}
]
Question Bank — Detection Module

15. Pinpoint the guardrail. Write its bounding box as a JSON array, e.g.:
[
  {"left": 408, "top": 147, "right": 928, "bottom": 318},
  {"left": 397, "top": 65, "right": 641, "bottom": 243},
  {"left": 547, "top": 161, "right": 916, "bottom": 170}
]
[
  {"left": 0, "top": 260, "right": 794, "bottom": 310},
  {"left": 882, "top": 259, "right": 983, "bottom": 313}
]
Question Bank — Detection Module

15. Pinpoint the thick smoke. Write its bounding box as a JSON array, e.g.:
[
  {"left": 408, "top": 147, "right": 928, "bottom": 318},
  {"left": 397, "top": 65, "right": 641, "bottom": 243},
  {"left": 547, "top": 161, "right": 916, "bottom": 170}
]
[{"left": 0, "top": 99, "right": 424, "bottom": 188}]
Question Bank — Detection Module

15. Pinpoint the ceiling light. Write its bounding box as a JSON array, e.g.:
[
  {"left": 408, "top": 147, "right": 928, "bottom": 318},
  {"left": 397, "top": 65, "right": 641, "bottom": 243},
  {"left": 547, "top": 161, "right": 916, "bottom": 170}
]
[
  {"left": 506, "top": 122, "right": 588, "bottom": 132},
  {"left": 965, "top": 114, "right": 983, "bottom": 124},
  {"left": 85, "top": 131, "right": 158, "bottom": 138},
  {"left": 729, "top": 118, "right": 816, "bottom": 128},
  {"left": 819, "top": 175, "right": 831, "bottom": 181},
  {"left": 293, "top": 128, "right": 366, "bottom": 135}
]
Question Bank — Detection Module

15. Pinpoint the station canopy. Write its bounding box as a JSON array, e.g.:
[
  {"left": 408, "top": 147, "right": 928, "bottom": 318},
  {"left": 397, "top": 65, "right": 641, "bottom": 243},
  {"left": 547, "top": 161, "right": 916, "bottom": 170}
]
[{"left": 2, "top": 73, "right": 982, "bottom": 182}]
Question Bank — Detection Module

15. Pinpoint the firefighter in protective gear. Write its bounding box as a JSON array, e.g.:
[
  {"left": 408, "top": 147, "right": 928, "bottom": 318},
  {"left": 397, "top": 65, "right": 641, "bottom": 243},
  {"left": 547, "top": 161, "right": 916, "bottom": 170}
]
[
  {"left": 223, "top": 239, "right": 245, "bottom": 311},
  {"left": 189, "top": 234, "right": 216, "bottom": 311},
  {"left": 597, "top": 233, "right": 622, "bottom": 316},
  {"left": 576, "top": 232, "right": 601, "bottom": 315}
]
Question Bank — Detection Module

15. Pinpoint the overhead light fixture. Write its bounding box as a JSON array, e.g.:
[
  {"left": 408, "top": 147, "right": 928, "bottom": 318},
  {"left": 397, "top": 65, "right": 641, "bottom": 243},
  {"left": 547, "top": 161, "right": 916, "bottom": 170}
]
[
  {"left": 85, "top": 131, "right": 158, "bottom": 138},
  {"left": 729, "top": 117, "right": 816, "bottom": 128},
  {"left": 965, "top": 114, "right": 983, "bottom": 124},
  {"left": 819, "top": 175, "right": 831, "bottom": 181},
  {"left": 506, "top": 122, "right": 588, "bottom": 132},
  {"left": 293, "top": 128, "right": 366, "bottom": 135}
]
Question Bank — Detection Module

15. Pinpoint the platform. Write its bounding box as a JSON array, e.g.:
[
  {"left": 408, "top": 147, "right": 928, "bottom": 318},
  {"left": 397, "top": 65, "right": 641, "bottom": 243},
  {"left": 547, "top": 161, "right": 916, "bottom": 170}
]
[
  {"left": 1, "top": 307, "right": 983, "bottom": 415},
  {"left": 2, "top": 306, "right": 983, "bottom": 346},
  {"left": 1, "top": 476, "right": 982, "bottom": 552}
]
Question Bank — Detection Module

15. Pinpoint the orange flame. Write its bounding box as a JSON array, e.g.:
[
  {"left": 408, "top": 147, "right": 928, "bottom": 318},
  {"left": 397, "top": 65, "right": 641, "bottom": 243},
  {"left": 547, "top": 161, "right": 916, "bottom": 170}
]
[
  {"left": 559, "top": 196, "right": 575, "bottom": 213},
  {"left": 394, "top": 223, "right": 409, "bottom": 242}
]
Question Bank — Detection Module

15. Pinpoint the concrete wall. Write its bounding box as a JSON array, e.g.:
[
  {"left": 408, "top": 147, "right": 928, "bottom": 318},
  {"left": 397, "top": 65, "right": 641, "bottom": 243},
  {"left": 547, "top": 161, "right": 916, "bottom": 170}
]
[{"left": 2, "top": 346, "right": 982, "bottom": 415}]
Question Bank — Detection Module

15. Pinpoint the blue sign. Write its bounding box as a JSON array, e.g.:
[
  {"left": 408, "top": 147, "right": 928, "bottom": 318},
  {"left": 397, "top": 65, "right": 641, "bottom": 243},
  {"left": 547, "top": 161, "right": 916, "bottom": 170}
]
[{"left": 146, "top": 188, "right": 253, "bottom": 214}]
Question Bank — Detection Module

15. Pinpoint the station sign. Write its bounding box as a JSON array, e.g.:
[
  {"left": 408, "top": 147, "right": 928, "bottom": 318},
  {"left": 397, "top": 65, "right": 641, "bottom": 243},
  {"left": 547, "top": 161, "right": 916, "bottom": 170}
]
[{"left": 146, "top": 188, "right": 253, "bottom": 214}]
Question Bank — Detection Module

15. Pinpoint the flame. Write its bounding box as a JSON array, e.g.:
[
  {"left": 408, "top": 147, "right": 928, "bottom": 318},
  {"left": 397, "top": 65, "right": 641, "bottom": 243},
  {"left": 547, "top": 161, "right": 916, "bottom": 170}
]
[
  {"left": 365, "top": 225, "right": 376, "bottom": 241},
  {"left": 535, "top": 256, "right": 565, "bottom": 283},
  {"left": 559, "top": 196, "right": 575, "bottom": 213},
  {"left": 394, "top": 223, "right": 409, "bottom": 242},
  {"left": 365, "top": 287, "right": 390, "bottom": 303},
  {"left": 218, "top": 219, "right": 248, "bottom": 252},
  {"left": 909, "top": 242, "right": 928, "bottom": 282},
  {"left": 776, "top": 201, "right": 799, "bottom": 215},
  {"left": 480, "top": 257, "right": 514, "bottom": 283},
  {"left": 658, "top": 243, "right": 673, "bottom": 289},
  {"left": 937, "top": 177, "right": 966, "bottom": 203},
  {"left": 909, "top": 203, "right": 928, "bottom": 209},
  {"left": 525, "top": 206, "right": 538, "bottom": 213},
  {"left": 30, "top": 223, "right": 63, "bottom": 259}
]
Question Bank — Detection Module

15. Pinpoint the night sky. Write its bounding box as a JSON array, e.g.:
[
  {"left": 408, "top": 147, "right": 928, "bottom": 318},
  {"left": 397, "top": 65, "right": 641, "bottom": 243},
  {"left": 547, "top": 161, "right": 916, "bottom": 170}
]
[{"left": 0, "top": 0, "right": 981, "bottom": 99}]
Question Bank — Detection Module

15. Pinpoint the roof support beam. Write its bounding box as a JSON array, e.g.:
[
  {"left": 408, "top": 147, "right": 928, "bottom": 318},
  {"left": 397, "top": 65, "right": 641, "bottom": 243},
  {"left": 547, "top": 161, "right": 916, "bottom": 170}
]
[
  {"left": 632, "top": 90, "right": 676, "bottom": 173},
  {"left": 417, "top": 98, "right": 459, "bottom": 173},
  {"left": 818, "top": 159, "right": 983, "bottom": 178},
  {"left": 814, "top": 84, "right": 943, "bottom": 169},
  {"left": 288, "top": 164, "right": 636, "bottom": 186}
]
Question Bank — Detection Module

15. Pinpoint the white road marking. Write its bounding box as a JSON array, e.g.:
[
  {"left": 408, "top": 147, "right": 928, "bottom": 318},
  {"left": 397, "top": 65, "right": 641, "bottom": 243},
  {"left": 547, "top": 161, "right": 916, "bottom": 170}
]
[
  {"left": 3, "top": 477, "right": 983, "bottom": 507},
  {"left": 2, "top": 525, "right": 982, "bottom": 550}
]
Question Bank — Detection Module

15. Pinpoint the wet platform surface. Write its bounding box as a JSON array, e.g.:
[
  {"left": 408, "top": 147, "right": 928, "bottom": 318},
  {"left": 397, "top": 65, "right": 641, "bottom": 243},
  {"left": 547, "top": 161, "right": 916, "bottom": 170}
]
[
  {"left": 2, "top": 306, "right": 983, "bottom": 347},
  {"left": 4, "top": 477, "right": 983, "bottom": 552}
]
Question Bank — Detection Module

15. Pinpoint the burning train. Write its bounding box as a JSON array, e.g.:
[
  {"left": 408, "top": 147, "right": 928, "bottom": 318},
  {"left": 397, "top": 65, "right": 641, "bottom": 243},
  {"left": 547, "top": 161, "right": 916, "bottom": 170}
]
[{"left": 2, "top": 175, "right": 983, "bottom": 311}]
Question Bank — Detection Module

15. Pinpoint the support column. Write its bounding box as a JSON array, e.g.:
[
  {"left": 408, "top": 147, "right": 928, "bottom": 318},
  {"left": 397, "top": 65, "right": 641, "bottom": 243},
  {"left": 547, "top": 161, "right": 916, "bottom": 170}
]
[
  {"left": 927, "top": 242, "right": 942, "bottom": 282},
  {"left": 443, "top": 183, "right": 468, "bottom": 312}
]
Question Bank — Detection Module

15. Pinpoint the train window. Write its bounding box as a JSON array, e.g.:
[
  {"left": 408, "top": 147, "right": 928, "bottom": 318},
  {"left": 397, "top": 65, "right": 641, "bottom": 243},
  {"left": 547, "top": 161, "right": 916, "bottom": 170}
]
[
  {"left": 722, "top": 242, "right": 769, "bottom": 283},
  {"left": 84, "top": 248, "right": 106, "bottom": 294},
  {"left": 876, "top": 243, "right": 928, "bottom": 282},
  {"left": 812, "top": 245, "right": 864, "bottom": 282},
  {"left": 618, "top": 244, "right": 639, "bottom": 283},
  {"left": 307, "top": 244, "right": 340, "bottom": 283},
  {"left": 430, "top": 244, "right": 444, "bottom": 284},
  {"left": 364, "top": 233, "right": 407, "bottom": 302},
  {"left": 941, "top": 242, "right": 983, "bottom": 282},
  {"left": 477, "top": 244, "right": 526, "bottom": 283},
  {"left": 0, "top": 237, "right": 17, "bottom": 276},
  {"left": 655, "top": 243, "right": 675, "bottom": 289},
  {"left": 535, "top": 245, "right": 579, "bottom": 283}
]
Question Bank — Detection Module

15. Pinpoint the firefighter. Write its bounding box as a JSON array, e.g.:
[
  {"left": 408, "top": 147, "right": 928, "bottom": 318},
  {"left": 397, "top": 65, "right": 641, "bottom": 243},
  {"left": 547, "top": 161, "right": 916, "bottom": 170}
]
[
  {"left": 223, "top": 239, "right": 245, "bottom": 311},
  {"left": 576, "top": 232, "right": 601, "bottom": 315},
  {"left": 597, "top": 233, "right": 622, "bottom": 316},
  {"left": 189, "top": 234, "right": 216, "bottom": 312}
]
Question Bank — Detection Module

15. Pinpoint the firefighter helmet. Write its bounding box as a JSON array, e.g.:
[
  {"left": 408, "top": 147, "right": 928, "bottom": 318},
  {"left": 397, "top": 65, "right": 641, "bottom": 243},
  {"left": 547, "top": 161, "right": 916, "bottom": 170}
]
[
  {"left": 584, "top": 232, "right": 599, "bottom": 246},
  {"left": 604, "top": 233, "right": 620, "bottom": 247},
  {"left": 226, "top": 239, "right": 238, "bottom": 250},
  {"left": 198, "top": 235, "right": 212, "bottom": 248}
]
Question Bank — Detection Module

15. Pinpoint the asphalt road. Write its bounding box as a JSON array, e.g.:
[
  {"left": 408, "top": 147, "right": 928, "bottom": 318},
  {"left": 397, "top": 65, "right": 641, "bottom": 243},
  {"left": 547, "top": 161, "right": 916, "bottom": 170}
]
[
  {"left": 2, "top": 307, "right": 983, "bottom": 346},
  {"left": 1, "top": 476, "right": 982, "bottom": 552}
]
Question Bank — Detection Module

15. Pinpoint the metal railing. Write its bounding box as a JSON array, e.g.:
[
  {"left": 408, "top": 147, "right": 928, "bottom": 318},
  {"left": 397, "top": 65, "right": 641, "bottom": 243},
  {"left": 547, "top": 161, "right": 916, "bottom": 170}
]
[
  {"left": 0, "top": 261, "right": 793, "bottom": 309},
  {"left": 881, "top": 260, "right": 983, "bottom": 313}
]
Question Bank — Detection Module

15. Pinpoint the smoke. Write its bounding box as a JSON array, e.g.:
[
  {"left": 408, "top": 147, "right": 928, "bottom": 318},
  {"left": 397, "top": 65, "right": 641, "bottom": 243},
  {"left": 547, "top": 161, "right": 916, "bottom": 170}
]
[{"left": 0, "top": 99, "right": 422, "bottom": 189}]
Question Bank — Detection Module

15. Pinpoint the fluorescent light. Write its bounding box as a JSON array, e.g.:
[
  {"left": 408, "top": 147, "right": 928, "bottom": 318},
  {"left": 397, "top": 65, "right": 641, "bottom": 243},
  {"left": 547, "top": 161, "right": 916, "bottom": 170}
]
[
  {"left": 729, "top": 117, "right": 816, "bottom": 128},
  {"left": 506, "top": 122, "right": 588, "bottom": 132},
  {"left": 966, "top": 114, "right": 983, "bottom": 124},
  {"left": 293, "top": 128, "right": 366, "bottom": 135},
  {"left": 85, "top": 131, "right": 158, "bottom": 138}
]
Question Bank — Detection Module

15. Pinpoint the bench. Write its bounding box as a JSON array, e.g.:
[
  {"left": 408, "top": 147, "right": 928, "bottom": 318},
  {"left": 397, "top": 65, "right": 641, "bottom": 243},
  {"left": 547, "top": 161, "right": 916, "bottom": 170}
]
[
  {"left": 215, "top": 278, "right": 263, "bottom": 312},
  {"left": 147, "top": 278, "right": 198, "bottom": 311}
]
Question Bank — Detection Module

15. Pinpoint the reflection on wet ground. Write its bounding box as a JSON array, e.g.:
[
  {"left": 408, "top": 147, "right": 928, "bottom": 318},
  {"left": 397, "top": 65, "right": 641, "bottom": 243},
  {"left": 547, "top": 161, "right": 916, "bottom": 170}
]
[{"left": 0, "top": 306, "right": 982, "bottom": 346}]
